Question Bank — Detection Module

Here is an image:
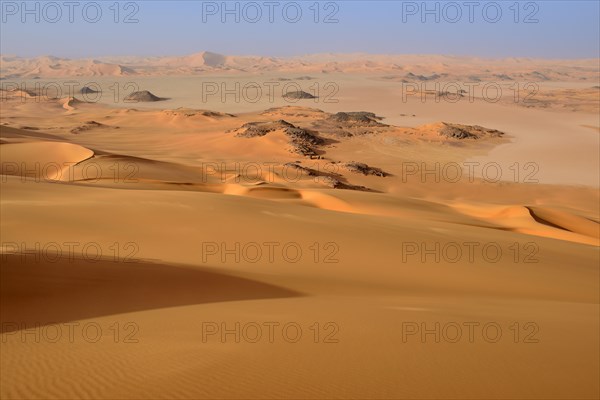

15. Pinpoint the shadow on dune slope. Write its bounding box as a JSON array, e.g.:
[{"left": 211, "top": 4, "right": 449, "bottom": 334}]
[{"left": 1, "top": 253, "right": 301, "bottom": 333}]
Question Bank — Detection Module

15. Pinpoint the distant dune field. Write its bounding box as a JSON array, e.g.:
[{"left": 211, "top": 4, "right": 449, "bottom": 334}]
[{"left": 1, "top": 53, "right": 599, "bottom": 399}]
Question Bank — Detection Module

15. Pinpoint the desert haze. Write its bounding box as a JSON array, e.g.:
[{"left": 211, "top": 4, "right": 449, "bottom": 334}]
[{"left": 1, "top": 50, "right": 599, "bottom": 399}]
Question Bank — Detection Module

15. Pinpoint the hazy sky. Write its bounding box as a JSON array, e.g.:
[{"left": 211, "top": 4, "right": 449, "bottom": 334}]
[{"left": 1, "top": 1, "right": 599, "bottom": 58}]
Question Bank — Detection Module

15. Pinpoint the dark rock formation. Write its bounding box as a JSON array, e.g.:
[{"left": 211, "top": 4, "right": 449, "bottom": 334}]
[
  {"left": 124, "top": 90, "right": 167, "bottom": 102},
  {"left": 80, "top": 86, "right": 100, "bottom": 95},
  {"left": 327, "top": 112, "right": 386, "bottom": 127},
  {"left": 283, "top": 90, "right": 317, "bottom": 100},
  {"left": 318, "top": 176, "right": 371, "bottom": 191},
  {"left": 340, "top": 162, "right": 389, "bottom": 177},
  {"left": 71, "top": 120, "right": 119, "bottom": 134},
  {"left": 438, "top": 123, "right": 504, "bottom": 140},
  {"left": 233, "top": 120, "right": 324, "bottom": 157}
]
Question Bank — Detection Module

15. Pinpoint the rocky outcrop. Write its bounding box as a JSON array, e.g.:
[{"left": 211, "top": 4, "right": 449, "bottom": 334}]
[
  {"left": 80, "top": 86, "right": 100, "bottom": 95},
  {"left": 339, "top": 162, "right": 389, "bottom": 177},
  {"left": 233, "top": 120, "right": 324, "bottom": 157},
  {"left": 327, "top": 112, "right": 386, "bottom": 126},
  {"left": 124, "top": 90, "right": 167, "bottom": 102},
  {"left": 283, "top": 90, "right": 317, "bottom": 100},
  {"left": 71, "top": 121, "right": 119, "bottom": 134},
  {"left": 438, "top": 123, "right": 504, "bottom": 140}
]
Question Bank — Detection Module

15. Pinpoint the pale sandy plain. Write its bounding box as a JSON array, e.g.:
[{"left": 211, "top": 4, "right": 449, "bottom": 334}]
[{"left": 0, "top": 53, "right": 599, "bottom": 399}]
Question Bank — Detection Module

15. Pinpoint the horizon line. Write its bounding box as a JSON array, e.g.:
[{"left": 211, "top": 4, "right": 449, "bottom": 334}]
[{"left": 2, "top": 51, "right": 599, "bottom": 62}]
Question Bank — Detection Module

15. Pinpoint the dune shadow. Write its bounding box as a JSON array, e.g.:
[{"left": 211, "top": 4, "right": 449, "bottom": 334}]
[
  {"left": 0, "top": 125, "right": 65, "bottom": 141},
  {"left": 526, "top": 206, "right": 571, "bottom": 232},
  {"left": 1, "top": 253, "right": 301, "bottom": 333}
]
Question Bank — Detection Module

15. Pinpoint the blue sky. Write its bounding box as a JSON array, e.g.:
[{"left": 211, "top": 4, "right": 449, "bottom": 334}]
[{"left": 1, "top": 1, "right": 599, "bottom": 58}]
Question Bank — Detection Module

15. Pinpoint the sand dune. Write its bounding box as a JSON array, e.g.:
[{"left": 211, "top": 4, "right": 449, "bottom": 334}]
[
  {"left": 1, "top": 173, "right": 598, "bottom": 398},
  {"left": 1, "top": 67, "right": 598, "bottom": 399},
  {"left": 1, "top": 254, "right": 299, "bottom": 333},
  {"left": 451, "top": 203, "right": 599, "bottom": 246},
  {"left": 2, "top": 53, "right": 598, "bottom": 81},
  {"left": 0, "top": 141, "right": 94, "bottom": 180},
  {"left": 527, "top": 206, "right": 600, "bottom": 239}
]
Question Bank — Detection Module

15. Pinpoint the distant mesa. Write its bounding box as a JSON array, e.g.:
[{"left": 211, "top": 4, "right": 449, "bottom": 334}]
[
  {"left": 327, "top": 112, "right": 387, "bottom": 127},
  {"left": 405, "top": 72, "right": 444, "bottom": 81},
  {"left": 162, "top": 108, "right": 236, "bottom": 118},
  {"left": 436, "top": 122, "right": 504, "bottom": 140},
  {"left": 529, "top": 71, "right": 550, "bottom": 81},
  {"left": 278, "top": 76, "right": 315, "bottom": 82},
  {"left": 80, "top": 86, "right": 100, "bottom": 94},
  {"left": 124, "top": 90, "right": 167, "bottom": 102},
  {"left": 260, "top": 106, "right": 326, "bottom": 119},
  {"left": 200, "top": 110, "right": 236, "bottom": 118},
  {"left": 184, "top": 51, "right": 227, "bottom": 68},
  {"left": 494, "top": 74, "right": 513, "bottom": 81},
  {"left": 283, "top": 90, "right": 317, "bottom": 100},
  {"left": 436, "top": 90, "right": 466, "bottom": 99}
]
